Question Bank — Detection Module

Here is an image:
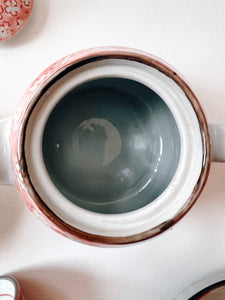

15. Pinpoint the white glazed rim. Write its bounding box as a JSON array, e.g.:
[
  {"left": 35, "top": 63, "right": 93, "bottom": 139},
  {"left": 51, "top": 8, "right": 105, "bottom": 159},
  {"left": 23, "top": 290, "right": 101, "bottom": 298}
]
[
  {"left": 175, "top": 273, "right": 225, "bottom": 299},
  {"left": 0, "top": 276, "right": 17, "bottom": 299},
  {"left": 25, "top": 58, "right": 203, "bottom": 238}
]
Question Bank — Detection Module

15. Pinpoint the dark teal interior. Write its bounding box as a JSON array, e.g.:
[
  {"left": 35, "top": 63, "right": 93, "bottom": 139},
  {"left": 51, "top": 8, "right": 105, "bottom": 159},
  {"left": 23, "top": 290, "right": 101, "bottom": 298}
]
[{"left": 42, "top": 77, "right": 181, "bottom": 214}]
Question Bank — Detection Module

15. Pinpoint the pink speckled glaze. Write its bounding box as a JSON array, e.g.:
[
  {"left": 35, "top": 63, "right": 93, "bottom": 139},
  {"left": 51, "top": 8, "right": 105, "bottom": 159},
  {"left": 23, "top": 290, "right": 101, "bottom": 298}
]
[
  {"left": 0, "top": 0, "right": 33, "bottom": 41},
  {"left": 9, "top": 47, "right": 211, "bottom": 246}
]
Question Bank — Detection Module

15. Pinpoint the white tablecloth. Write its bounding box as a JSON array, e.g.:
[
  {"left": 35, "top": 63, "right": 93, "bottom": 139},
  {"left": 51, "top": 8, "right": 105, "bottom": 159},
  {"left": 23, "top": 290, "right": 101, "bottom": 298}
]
[{"left": 0, "top": 1, "right": 224, "bottom": 299}]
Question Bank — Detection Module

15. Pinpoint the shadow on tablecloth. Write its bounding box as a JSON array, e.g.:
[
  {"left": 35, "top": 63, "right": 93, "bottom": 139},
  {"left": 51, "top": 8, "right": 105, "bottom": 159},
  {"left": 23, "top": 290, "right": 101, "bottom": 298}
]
[
  {"left": 12, "top": 265, "right": 101, "bottom": 300},
  {"left": 0, "top": 186, "right": 25, "bottom": 243}
]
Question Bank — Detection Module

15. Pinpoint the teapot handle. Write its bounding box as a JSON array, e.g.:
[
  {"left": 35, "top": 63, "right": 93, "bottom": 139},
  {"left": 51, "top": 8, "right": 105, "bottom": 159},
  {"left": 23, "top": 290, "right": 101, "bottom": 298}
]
[
  {"left": 0, "top": 116, "right": 14, "bottom": 185},
  {"left": 209, "top": 123, "right": 225, "bottom": 162}
]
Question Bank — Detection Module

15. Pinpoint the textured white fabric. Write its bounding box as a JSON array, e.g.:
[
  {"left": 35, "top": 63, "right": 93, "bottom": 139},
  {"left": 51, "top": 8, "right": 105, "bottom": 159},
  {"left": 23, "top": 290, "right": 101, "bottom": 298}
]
[{"left": 0, "top": 1, "right": 224, "bottom": 299}]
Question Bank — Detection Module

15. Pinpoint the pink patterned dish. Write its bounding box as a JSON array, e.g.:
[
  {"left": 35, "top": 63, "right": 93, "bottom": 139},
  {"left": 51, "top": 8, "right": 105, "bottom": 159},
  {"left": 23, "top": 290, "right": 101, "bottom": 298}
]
[{"left": 0, "top": 0, "right": 33, "bottom": 41}]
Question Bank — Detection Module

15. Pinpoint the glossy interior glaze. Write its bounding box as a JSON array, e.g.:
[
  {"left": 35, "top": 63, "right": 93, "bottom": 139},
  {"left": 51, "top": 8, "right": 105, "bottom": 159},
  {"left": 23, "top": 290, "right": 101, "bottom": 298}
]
[
  {"left": 42, "top": 78, "right": 180, "bottom": 214},
  {"left": 22, "top": 49, "right": 209, "bottom": 244}
]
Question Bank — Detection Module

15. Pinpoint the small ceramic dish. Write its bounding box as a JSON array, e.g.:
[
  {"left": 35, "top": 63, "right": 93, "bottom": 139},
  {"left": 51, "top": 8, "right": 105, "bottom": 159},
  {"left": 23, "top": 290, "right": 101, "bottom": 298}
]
[
  {"left": 0, "top": 0, "right": 33, "bottom": 41},
  {"left": 0, "top": 276, "right": 24, "bottom": 300},
  {"left": 175, "top": 273, "right": 225, "bottom": 300}
]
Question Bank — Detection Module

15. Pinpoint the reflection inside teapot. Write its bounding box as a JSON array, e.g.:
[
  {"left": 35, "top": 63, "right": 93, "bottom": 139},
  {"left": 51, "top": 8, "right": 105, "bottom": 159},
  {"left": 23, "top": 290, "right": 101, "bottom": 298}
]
[{"left": 42, "top": 77, "right": 181, "bottom": 214}]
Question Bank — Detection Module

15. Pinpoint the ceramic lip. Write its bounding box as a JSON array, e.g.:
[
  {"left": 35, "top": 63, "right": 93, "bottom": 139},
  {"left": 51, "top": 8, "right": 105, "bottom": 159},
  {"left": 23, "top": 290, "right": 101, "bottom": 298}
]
[
  {"left": 0, "top": 276, "right": 23, "bottom": 300},
  {"left": 16, "top": 47, "right": 211, "bottom": 245},
  {"left": 175, "top": 273, "right": 225, "bottom": 299}
]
